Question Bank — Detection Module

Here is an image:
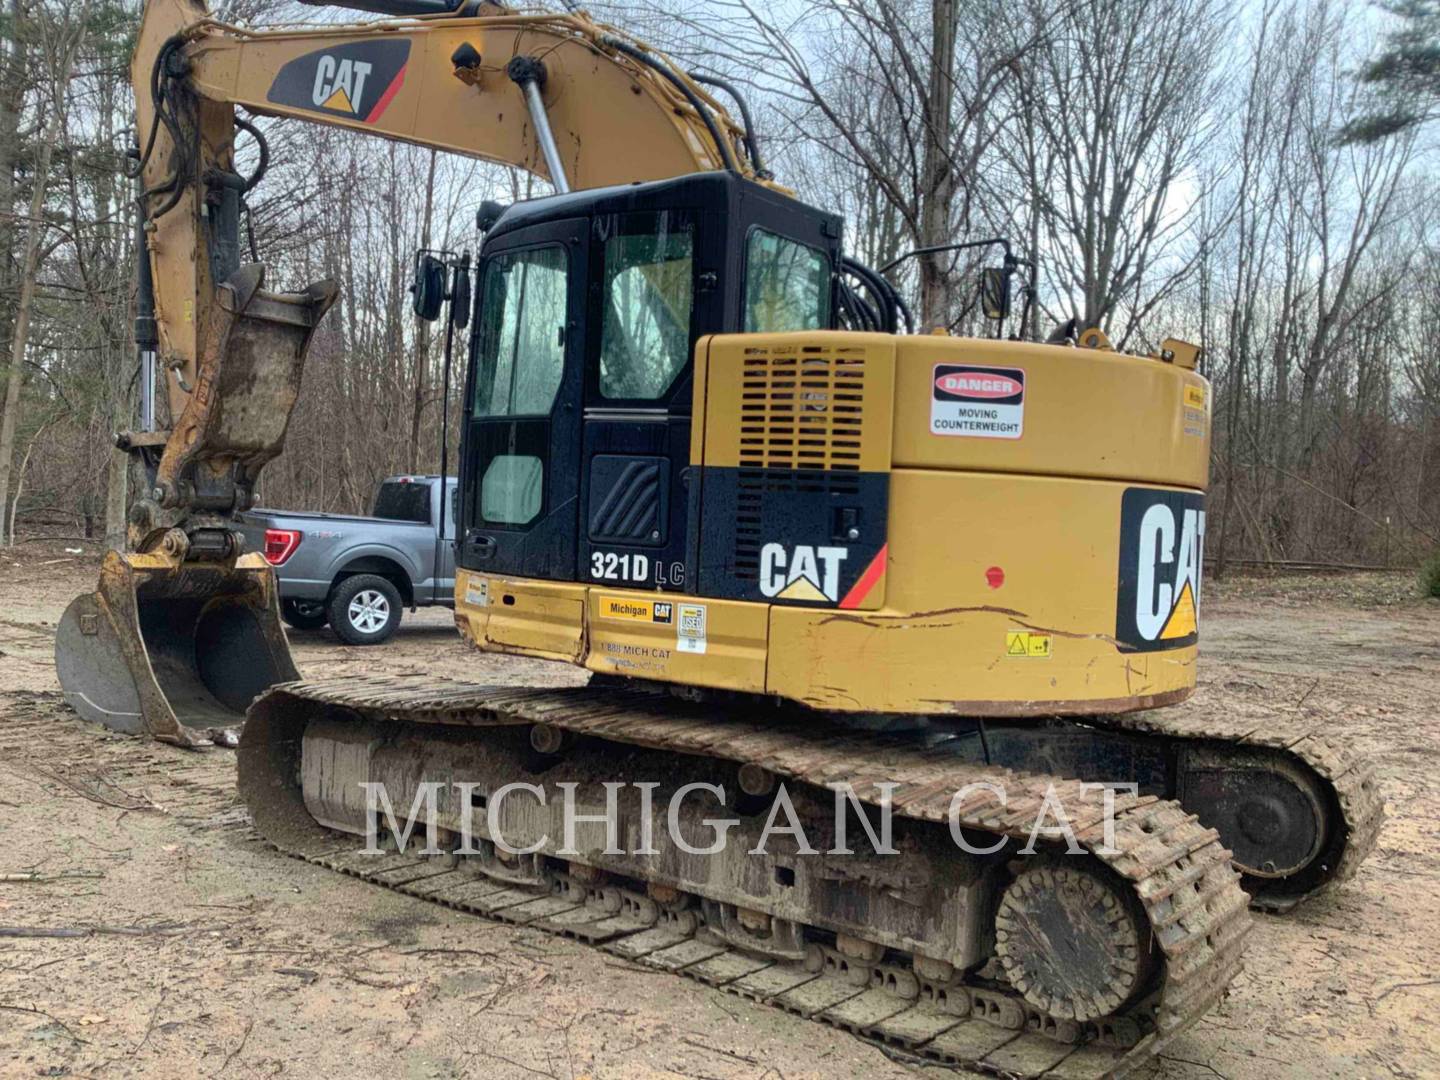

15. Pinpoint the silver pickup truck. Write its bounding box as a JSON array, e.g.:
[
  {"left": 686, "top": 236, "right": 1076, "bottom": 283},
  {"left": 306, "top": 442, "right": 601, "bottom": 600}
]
[{"left": 239, "top": 475, "right": 457, "bottom": 645}]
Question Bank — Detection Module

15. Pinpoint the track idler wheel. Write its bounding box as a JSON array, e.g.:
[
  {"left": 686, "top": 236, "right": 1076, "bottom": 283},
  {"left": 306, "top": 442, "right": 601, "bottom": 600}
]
[
  {"left": 993, "top": 860, "right": 1156, "bottom": 1021},
  {"left": 1179, "top": 748, "right": 1329, "bottom": 883}
]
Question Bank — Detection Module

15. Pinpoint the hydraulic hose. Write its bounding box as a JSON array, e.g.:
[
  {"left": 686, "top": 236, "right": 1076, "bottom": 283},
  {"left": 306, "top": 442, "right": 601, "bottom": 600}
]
[
  {"left": 599, "top": 34, "right": 739, "bottom": 174},
  {"left": 687, "top": 72, "right": 764, "bottom": 176}
]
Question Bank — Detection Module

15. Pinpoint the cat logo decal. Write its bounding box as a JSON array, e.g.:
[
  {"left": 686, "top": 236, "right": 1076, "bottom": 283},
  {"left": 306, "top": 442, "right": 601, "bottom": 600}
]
[
  {"left": 1116, "top": 488, "right": 1205, "bottom": 650},
  {"left": 266, "top": 41, "right": 410, "bottom": 124}
]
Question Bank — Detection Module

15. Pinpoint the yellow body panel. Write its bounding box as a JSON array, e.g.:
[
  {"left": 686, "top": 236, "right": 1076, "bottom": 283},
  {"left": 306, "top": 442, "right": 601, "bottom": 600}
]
[
  {"left": 454, "top": 574, "right": 588, "bottom": 662},
  {"left": 455, "top": 573, "right": 770, "bottom": 690},
  {"left": 456, "top": 329, "right": 1210, "bottom": 718},
  {"left": 586, "top": 591, "right": 769, "bottom": 691},
  {"left": 889, "top": 335, "right": 1209, "bottom": 485},
  {"left": 765, "top": 470, "right": 1196, "bottom": 715}
]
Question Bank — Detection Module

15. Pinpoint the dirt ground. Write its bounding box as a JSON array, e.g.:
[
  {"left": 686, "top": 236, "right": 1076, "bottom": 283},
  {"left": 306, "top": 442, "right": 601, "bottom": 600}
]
[{"left": 0, "top": 543, "right": 1436, "bottom": 1080}]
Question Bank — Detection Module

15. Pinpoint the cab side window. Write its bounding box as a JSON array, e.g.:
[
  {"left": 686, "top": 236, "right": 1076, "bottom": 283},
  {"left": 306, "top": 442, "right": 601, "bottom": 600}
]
[
  {"left": 744, "top": 229, "right": 831, "bottom": 333},
  {"left": 472, "top": 246, "right": 569, "bottom": 418},
  {"left": 471, "top": 245, "right": 568, "bottom": 527},
  {"left": 599, "top": 221, "right": 694, "bottom": 400}
]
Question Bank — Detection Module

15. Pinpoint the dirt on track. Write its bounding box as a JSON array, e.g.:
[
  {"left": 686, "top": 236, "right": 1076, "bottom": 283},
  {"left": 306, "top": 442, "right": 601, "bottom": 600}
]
[{"left": 0, "top": 544, "right": 1437, "bottom": 1080}]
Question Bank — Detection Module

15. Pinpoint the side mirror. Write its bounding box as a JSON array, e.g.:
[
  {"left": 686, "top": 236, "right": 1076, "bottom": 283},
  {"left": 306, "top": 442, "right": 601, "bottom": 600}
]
[
  {"left": 476, "top": 199, "right": 506, "bottom": 234},
  {"left": 412, "top": 253, "right": 447, "bottom": 321},
  {"left": 450, "top": 264, "right": 471, "bottom": 329},
  {"left": 979, "top": 267, "right": 1011, "bottom": 321}
]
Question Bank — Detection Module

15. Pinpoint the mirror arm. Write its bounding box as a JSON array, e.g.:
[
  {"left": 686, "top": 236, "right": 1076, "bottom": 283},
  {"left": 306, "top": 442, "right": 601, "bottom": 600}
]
[{"left": 877, "top": 237, "right": 1015, "bottom": 277}]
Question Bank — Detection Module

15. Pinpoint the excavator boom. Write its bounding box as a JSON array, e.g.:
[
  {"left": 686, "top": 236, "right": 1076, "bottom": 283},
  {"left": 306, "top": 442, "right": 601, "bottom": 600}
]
[
  {"left": 57, "top": 0, "right": 755, "bottom": 744},
  {"left": 132, "top": 0, "right": 749, "bottom": 439}
]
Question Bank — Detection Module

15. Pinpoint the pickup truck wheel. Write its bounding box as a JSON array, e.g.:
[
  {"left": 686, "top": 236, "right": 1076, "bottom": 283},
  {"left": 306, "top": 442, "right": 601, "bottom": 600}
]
[
  {"left": 281, "top": 599, "right": 329, "bottom": 631},
  {"left": 329, "top": 575, "right": 402, "bottom": 645}
]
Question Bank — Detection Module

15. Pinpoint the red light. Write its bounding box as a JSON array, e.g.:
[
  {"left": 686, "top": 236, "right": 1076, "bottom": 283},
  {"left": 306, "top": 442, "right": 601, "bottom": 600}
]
[
  {"left": 263, "top": 528, "right": 302, "bottom": 566},
  {"left": 985, "top": 566, "right": 1005, "bottom": 589}
]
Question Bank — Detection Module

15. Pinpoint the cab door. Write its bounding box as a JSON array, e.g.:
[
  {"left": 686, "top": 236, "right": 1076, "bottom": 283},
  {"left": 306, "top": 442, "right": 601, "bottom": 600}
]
[
  {"left": 458, "top": 219, "right": 586, "bottom": 581},
  {"left": 579, "top": 208, "right": 721, "bottom": 594}
]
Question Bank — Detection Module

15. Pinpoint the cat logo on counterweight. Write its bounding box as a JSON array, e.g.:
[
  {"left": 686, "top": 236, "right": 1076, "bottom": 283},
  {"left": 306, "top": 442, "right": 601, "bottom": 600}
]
[{"left": 1116, "top": 488, "right": 1205, "bottom": 651}]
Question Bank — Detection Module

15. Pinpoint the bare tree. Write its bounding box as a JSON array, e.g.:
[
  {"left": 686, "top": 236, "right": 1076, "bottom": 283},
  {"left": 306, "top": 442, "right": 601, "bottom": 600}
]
[
  {"left": 601, "top": 0, "right": 1038, "bottom": 328},
  {"left": 0, "top": 0, "right": 90, "bottom": 542},
  {"left": 1006, "top": 0, "right": 1232, "bottom": 344}
]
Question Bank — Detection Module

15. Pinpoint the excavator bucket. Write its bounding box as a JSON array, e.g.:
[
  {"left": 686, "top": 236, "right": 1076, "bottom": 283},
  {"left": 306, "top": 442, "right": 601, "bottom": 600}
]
[
  {"left": 50, "top": 257, "right": 336, "bottom": 747},
  {"left": 51, "top": 265, "right": 334, "bottom": 749},
  {"left": 55, "top": 548, "right": 298, "bottom": 748}
]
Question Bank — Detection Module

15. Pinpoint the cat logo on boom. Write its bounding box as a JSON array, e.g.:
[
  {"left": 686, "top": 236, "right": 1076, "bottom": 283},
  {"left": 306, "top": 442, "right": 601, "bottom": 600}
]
[
  {"left": 312, "top": 56, "right": 370, "bottom": 113},
  {"left": 1115, "top": 488, "right": 1205, "bottom": 651},
  {"left": 266, "top": 41, "right": 411, "bottom": 124},
  {"left": 759, "top": 543, "right": 848, "bottom": 603}
]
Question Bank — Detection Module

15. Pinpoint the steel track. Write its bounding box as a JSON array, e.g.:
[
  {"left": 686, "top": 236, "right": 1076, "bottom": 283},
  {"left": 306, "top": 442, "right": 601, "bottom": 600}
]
[
  {"left": 1093, "top": 707, "right": 1384, "bottom": 910},
  {"left": 241, "top": 676, "right": 1254, "bottom": 1080}
]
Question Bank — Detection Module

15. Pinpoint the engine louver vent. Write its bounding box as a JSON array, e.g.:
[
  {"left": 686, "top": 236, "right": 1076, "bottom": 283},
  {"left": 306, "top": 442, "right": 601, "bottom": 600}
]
[
  {"left": 737, "top": 346, "right": 867, "bottom": 473},
  {"left": 732, "top": 344, "right": 869, "bottom": 582}
]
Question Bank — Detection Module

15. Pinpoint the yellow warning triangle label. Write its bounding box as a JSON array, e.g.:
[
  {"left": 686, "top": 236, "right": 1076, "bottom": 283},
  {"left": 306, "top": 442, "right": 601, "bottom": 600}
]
[
  {"left": 778, "top": 577, "right": 828, "bottom": 602},
  {"left": 323, "top": 87, "right": 355, "bottom": 113},
  {"left": 1006, "top": 633, "right": 1028, "bottom": 655},
  {"left": 1160, "top": 581, "right": 1197, "bottom": 639}
]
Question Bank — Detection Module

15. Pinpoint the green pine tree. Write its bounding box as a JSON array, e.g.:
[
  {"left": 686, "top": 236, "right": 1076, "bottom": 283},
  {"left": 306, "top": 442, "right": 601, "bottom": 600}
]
[{"left": 1344, "top": 1, "right": 1440, "bottom": 142}]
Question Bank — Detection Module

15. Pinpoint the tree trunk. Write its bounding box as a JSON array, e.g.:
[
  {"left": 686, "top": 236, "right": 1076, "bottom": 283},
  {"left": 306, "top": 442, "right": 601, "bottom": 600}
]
[
  {"left": 104, "top": 448, "right": 128, "bottom": 549},
  {"left": 0, "top": 162, "right": 55, "bottom": 542},
  {"left": 0, "top": 3, "right": 88, "bottom": 540},
  {"left": 0, "top": 0, "right": 27, "bottom": 406},
  {"left": 917, "top": 0, "right": 957, "bottom": 329}
]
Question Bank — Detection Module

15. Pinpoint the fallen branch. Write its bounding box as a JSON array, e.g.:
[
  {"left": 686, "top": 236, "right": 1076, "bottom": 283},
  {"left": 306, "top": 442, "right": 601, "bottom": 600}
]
[
  {"left": 0, "top": 870, "right": 105, "bottom": 883},
  {"left": 0, "top": 922, "right": 212, "bottom": 938},
  {"left": 220, "top": 1017, "right": 255, "bottom": 1073},
  {"left": 336, "top": 970, "right": 408, "bottom": 990},
  {"left": 274, "top": 967, "right": 319, "bottom": 983},
  {"left": 399, "top": 946, "right": 500, "bottom": 960},
  {"left": 1375, "top": 978, "right": 1440, "bottom": 1003},
  {"left": 28, "top": 764, "right": 160, "bottom": 813},
  {"left": 135, "top": 989, "right": 166, "bottom": 1055},
  {"left": 681, "top": 1036, "right": 759, "bottom": 1065},
  {"left": 0, "top": 1003, "right": 86, "bottom": 1044}
]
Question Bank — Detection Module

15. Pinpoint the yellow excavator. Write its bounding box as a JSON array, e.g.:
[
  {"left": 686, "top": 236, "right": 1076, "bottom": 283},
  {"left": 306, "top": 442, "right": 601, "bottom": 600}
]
[{"left": 52, "top": 0, "right": 1384, "bottom": 1074}]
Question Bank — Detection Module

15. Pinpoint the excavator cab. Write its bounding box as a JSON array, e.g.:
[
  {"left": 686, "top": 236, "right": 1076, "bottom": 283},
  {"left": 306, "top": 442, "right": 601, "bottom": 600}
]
[{"left": 453, "top": 172, "right": 842, "bottom": 593}]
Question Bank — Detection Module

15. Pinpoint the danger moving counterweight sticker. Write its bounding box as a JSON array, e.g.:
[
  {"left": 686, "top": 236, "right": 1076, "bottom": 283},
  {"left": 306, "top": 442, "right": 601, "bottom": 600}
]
[{"left": 930, "top": 364, "right": 1025, "bottom": 439}]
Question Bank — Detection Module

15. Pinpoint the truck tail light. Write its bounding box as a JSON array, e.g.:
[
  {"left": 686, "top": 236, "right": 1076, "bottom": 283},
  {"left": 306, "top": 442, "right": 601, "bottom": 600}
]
[{"left": 263, "top": 528, "right": 302, "bottom": 566}]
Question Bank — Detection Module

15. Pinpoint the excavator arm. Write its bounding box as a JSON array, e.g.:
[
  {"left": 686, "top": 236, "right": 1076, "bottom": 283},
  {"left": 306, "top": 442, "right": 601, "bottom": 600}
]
[{"left": 56, "top": 0, "right": 756, "bottom": 746}]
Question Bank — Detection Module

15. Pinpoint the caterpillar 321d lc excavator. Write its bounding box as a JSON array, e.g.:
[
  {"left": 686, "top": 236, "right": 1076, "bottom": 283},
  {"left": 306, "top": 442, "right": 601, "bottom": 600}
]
[{"left": 52, "top": 0, "right": 1383, "bottom": 1072}]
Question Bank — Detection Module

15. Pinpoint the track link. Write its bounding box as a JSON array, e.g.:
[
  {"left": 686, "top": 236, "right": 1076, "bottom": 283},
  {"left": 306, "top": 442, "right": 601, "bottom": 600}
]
[
  {"left": 1093, "top": 708, "right": 1384, "bottom": 910},
  {"left": 241, "top": 675, "right": 1252, "bottom": 1079}
]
